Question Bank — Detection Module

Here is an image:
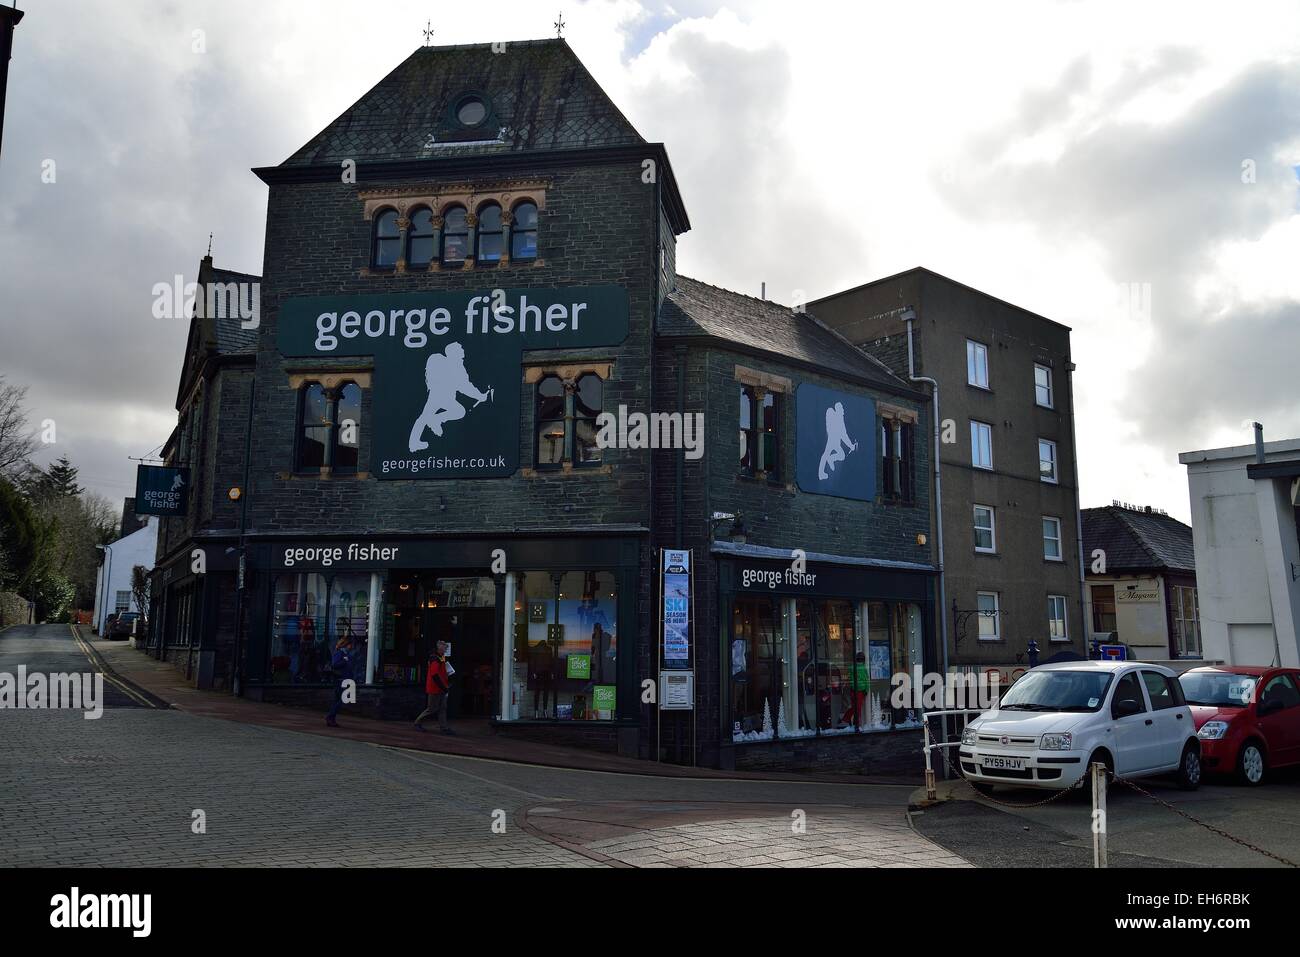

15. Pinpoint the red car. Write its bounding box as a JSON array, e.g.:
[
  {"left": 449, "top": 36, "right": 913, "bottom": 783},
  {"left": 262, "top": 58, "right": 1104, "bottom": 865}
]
[{"left": 1179, "top": 666, "right": 1300, "bottom": 785}]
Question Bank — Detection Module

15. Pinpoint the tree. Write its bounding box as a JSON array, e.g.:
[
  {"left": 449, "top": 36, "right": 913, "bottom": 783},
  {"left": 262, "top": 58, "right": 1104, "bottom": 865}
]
[
  {"left": 0, "top": 478, "right": 53, "bottom": 594},
  {"left": 0, "top": 376, "right": 37, "bottom": 482},
  {"left": 131, "top": 564, "right": 150, "bottom": 629},
  {"left": 22, "top": 455, "right": 83, "bottom": 503}
]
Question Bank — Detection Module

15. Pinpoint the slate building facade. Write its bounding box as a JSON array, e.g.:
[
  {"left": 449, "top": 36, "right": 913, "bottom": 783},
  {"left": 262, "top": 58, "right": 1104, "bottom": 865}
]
[{"left": 149, "top": 39, "right": 938, "bottom": 773}]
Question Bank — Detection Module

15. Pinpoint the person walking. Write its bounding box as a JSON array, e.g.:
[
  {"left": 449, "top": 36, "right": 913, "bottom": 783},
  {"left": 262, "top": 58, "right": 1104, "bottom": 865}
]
[
  {"left": 414, "top": 640, "right": 454, "bottom": 734},
  {"left": 325, "top": 636, "right": 355, "bottom": 728}
]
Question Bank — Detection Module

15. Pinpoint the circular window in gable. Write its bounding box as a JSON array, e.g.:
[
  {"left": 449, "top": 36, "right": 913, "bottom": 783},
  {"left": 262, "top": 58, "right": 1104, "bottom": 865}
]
[{"left": 454, "top": 94, "right": 488, "bottom": 128}]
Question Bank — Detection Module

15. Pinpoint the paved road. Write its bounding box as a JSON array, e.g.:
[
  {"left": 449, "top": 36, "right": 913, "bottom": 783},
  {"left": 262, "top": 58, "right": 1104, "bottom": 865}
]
[
  {"left": 914, "top": 768, "right": 1300, "bottom": 868},
  {"left": 0, "top": 625, "right": 965, "bottom": 868}
]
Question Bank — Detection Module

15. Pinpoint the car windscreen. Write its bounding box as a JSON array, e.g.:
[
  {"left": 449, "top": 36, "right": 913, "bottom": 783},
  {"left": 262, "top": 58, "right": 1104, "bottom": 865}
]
[
  {"left": 1179, "top": 672, "right": 1256, "bottom": 707},
  {"left": 998, "top": 670, "right": 1113, "bottom": 712}
]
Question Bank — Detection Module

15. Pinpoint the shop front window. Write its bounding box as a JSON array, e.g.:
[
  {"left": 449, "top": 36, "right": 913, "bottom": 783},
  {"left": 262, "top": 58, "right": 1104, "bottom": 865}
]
[
  {"left": 380, "top": 573, "right": 423, "bottom": 684},
  {"left": 890, "top": 603, "right": 923, "bottom": 727},
  {"left": 510, "top": 570, "right": 617, "bottom": 720},
  {"left": 816, "top": 600, "right": 857, "bottom": 734},
  {"left": 730, "top": 598, "right": 779, "bottom": 740},
  {"left": 731, "top": 594, "right": 926, "bottom": 743},
  {"left": 270, "top": 573, "right": 329, "bottom": 684}
]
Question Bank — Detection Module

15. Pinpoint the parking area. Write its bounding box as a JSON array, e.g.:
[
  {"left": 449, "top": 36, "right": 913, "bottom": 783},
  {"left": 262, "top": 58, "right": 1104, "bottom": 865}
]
[{"left": 913, "top": 766, "right": 1300, "bottom": 868}]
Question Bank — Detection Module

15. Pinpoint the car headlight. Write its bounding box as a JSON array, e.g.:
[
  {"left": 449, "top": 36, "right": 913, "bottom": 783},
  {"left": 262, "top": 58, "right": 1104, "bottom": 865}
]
[
  {"left": 1198, "top": 721, "right": 1230, "bottom": 740},
  {"left": 1040, "top": 732, "right": 1073, "bottom": 751},
  {"left": 961, "top": 726, "right": 977, "bottom": 746}
]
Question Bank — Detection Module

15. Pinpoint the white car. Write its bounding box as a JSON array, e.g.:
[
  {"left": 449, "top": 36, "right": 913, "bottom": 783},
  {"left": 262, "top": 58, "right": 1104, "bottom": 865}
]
[{"left": 958, "top": 661, "right": 1201, "bottom": 791}]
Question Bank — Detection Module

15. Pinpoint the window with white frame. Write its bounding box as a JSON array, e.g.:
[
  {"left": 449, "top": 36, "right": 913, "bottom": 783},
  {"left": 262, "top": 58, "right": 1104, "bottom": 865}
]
[
  {"left": 966, "top": 340, "right": 989, "bottom": 389},
  {"left": 1038, "top": 438, "right": 1058, "bottom": 482},
  {"left": 115, "top": 590, "right": 131, "bottom": 613},
  {"left": 976, "top": 591, "right": 1000, "bottom": 640},
  {"left": 1034, "top": 364, "right": 1054, "bottom": 408},
  {"left": 1047, "top": 595, "right": 1069, "bottom": 641},
  {"left": 973, "top": 505, "right": 996, "bottom": 553},
  {"left": 1042, "top": 516, "right": 1063, "bottom": 561},
  {"left": 1171, "top": 585, "right": 1201, "bottom": 657},
  {"left": 971, "top": 420, "right": 993, "bottom": 470}
]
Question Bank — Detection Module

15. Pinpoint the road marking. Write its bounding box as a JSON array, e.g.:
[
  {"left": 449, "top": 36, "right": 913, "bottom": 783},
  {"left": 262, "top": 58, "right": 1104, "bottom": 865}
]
[
  {"left": 69, "top": 624, "right": 158, "bottom": 708},
  {"left": 378, "top": 745, "right": 559, "bottom": 801}
]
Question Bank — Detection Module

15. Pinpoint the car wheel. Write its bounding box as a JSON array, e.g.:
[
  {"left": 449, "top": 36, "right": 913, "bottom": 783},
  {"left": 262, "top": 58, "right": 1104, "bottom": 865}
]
[
  {"left": 1236, "top": 740, "right": 1266, "bottom": 786},
  {"left": 1087, "top": 749, "right": 1114, "bottom": 780},
  {"left": 1176, "top": 742, "right": 1201, "bottom": 790}
]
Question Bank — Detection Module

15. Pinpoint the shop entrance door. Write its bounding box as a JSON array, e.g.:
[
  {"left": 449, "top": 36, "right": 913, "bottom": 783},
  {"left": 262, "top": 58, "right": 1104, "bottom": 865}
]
[{"left": 421, "top": 606, "right": 497, "bottom": 719}]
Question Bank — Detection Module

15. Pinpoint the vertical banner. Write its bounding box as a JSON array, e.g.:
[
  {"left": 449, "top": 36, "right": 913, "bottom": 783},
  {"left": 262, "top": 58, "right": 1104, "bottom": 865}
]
[{"left": 660, "top": 549, "right": 691, "bottom": 668}]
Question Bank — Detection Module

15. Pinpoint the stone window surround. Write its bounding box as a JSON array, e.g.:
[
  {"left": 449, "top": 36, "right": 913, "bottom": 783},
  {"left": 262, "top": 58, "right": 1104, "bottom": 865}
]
[
  {"left": 282, "top": 372, "right": 373, "bottom": 480},
  {"left": 734, "top": 365, "right": 789, "bottom": 485},
  {"left": 522, "top": 362, "right": 614, "bottom": 477},
  {"left": 359, "top": 180, "right": 549, "bottom": 275}
]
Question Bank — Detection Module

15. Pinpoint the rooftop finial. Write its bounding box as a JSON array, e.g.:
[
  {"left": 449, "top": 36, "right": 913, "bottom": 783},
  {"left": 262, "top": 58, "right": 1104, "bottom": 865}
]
[
  {"left": 206, "top": 232, "right": 213, "bottom": 257},
  {"left": 554, "top": 11, "right": 565, "bottom": 37},
  {"left": 422, "top": 19, "right": 434, "bottom": 47}
]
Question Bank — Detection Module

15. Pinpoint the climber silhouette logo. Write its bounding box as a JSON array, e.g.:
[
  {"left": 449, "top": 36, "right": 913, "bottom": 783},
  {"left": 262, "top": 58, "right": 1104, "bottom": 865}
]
[
  {"left": 817, "top": 401, "right": 857, "bottom": 481},
  {"left": 408, "top": 341, "right": 493, "bottom": 452}
]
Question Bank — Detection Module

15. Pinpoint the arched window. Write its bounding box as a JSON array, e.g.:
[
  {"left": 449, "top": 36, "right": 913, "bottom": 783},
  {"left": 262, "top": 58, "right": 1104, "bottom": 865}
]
[
  {"left": 475, "top": 203, "right": 504, "bottom": 263},
  {"left": 511, "top": 201, "right": 538, "bottom": 260},
  {"left": 333, "top": 382, "right": 362, "bottom": 473},
  {"left": 440, "top": 206, "right": 468, "bottom": 265},
  {"left": 297, "top": 383, "right": 330, "bottom": 472},
  {"left": 372, "top": 209, "right": 400, "bottom": 269},
  {"left": 406, "top": 207, "right": 435, "bottom": 268},
  {"left": 574, "top": 373, "right": 603, "bottom": 465},
  {"left": 535, "top": 375, "right": 566, "bottom": 468}
]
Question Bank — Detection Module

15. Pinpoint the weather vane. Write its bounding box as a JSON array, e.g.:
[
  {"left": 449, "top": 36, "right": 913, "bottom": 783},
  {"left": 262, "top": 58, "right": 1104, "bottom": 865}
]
[
  {"left": 423, "top": 19, "right": 434, "bottom": 47},
  {"left": 554, "top": 12, "right": 565, "bottom": 38}
]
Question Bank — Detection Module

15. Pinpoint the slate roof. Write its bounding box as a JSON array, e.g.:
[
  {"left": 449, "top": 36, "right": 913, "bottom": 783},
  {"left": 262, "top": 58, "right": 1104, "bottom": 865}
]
[
  {"left": 207, "top": 267, "right": 260, "bottom": 356},
  {"left": 1081, "top": 505, "right": 1196, "bottom": 574},
  {"left": 282, "top": 39, "right": 644, "bottom": 166},
  {"left": 660, "top": 276, "right": 912, "bottom": 392}
]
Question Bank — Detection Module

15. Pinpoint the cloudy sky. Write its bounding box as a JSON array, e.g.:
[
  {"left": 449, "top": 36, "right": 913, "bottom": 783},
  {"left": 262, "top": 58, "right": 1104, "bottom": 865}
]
[{"left": 1, "top": 0, "right": 1297, "bottom": 521}]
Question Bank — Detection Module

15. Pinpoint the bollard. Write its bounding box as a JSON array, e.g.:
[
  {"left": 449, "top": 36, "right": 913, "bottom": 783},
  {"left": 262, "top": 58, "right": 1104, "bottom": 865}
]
[{"left": 1091, "top": 761, "right": 1108, "bottom": 868}]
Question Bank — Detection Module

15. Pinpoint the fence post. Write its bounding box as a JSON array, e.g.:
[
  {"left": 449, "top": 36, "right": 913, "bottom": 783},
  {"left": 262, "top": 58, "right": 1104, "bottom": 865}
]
[
  {"left": 1091, "top": 761, "right": 1108, "bottom": 868},
  {"left": 924, "top": 717, "right": 936, "bottom": 801}
]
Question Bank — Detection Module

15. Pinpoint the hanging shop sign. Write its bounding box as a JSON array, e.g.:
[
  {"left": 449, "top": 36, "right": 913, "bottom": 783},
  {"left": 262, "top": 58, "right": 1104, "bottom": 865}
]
[
  {"left": 277, "top": 286, "right": 629, "bottom": 480},
  {"left": 661, "top": 548, "right": 691, "bottom": 667},
  {"left": 794, "top": 383, "right": 877, "bottom": 501},
  {"left": 134, "top": 465, "right": 190, "bottom": 516}
]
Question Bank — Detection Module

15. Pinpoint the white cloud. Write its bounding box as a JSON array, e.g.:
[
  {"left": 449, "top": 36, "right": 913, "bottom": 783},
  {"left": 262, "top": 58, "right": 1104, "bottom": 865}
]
[{"left": 1, "top": 0, "right": 1297, "bottom": 526}]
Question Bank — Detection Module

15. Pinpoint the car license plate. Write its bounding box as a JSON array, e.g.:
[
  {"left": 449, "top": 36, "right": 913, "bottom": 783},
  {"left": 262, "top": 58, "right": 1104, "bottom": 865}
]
[{"left": 982, "top": 755, "right": 1025, "bottom": 770}]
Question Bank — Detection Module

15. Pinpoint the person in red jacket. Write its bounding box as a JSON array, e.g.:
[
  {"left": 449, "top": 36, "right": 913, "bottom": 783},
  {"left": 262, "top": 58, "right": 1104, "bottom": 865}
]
[{"left": 414, "top": 641, "right": 454, "bottom": 735}]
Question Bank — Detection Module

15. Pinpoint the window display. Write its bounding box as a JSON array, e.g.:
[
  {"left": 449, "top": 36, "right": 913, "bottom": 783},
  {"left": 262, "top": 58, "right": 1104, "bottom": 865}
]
[
  {"left": 270, "top": 573, "right": 328, "bottom": 684},
  {"left": 510, "top": 570, "right": 617, "bottom": 720},
  {"left": 730, "top": 596, "right": 926, "bottom": 742},
  {"left": 730, "top": 599, "right": 779, "bottom": 740}
]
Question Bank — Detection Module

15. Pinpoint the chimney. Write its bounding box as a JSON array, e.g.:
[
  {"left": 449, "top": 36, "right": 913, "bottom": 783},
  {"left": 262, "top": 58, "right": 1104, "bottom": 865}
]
[{"left": 1253, "top": 422, "right": 1265, "bottom": 465}]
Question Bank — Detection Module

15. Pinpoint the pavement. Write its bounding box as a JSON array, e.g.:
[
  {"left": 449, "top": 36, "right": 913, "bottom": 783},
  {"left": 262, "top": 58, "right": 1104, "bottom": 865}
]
[
  {"left": 910, "top": 765, "right": 1300, "bottom": 868},
  {"left": 0, "top": 623, "right": 965, "bottom": 868},
  {"left": 81, "top": 627, "right": 918, "bottom": 785}
]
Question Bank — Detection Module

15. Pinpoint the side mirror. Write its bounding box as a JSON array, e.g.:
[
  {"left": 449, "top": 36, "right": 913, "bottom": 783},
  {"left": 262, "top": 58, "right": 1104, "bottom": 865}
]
[{"left": 1112, "top": 697, "right": 1142, "bottom": 719}]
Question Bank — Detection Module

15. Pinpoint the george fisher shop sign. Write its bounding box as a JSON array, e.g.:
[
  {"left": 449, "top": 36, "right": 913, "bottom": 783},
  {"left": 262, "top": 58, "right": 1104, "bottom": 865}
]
[
  {"left": 277, "top": 286, "right": 629, "bottom": 479},
  {"left": 135, "top": 465, "right": 189, "bottom": 516}
]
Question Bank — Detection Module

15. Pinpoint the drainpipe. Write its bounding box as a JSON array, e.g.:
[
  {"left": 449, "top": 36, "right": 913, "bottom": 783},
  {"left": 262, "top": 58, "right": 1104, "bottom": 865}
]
[
  {"left": 675, "top": 344, "right": 685, "bottom": 549},
  {"left": 905, "top": 308, "right": 949, "bottom": 754},
  {"left": 1067, "top": 361, "right": 1087, "bottom": 652}
]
